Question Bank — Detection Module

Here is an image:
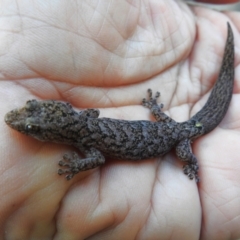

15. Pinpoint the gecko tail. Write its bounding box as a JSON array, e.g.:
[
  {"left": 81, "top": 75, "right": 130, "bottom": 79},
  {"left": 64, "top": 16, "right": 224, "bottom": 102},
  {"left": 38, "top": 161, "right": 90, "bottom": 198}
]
[{"left": 190, "top": 22, "right": 234, "bottom": 134}]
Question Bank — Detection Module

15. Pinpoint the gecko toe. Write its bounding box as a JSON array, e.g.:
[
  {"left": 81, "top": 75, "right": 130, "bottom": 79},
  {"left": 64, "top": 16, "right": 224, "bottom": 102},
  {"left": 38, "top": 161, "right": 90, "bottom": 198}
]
[
  {"left": 183, "top": 164, "right": 199, "bottom": 182},
  {"left": 142, "top": 89, "right": 162, "bottom": 110}
]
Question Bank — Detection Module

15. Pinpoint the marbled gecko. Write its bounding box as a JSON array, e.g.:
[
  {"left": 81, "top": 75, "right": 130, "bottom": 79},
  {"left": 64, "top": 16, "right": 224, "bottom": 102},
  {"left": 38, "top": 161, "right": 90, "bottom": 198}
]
[{"left": 4, "top": 23, "right": 234, "bottom": 182}]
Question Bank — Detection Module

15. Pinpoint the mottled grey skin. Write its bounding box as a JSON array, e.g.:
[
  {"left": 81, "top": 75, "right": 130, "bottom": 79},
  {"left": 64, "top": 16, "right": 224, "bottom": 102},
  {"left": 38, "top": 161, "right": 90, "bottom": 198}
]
[
  {"left": 191, "top": 22, "right": 234, "bottom": 133},
  {"left": 4, "top": 23, "right": 234, "bottom": 182}
]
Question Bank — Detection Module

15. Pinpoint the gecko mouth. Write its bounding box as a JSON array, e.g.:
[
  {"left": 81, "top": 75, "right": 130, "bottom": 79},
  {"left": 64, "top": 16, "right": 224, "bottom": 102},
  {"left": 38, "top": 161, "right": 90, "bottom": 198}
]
[
  {"left": 4, "top": 109, "right": 26, "bottom": 133},
  {"left": 5, "top": 109, "right": 18, "bottom": 126}
]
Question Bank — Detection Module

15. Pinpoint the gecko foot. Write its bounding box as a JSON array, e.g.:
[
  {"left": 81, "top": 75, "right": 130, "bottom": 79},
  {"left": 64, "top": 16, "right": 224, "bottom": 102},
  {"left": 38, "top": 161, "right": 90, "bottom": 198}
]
[
  {"left": 142, "top": 89, "right": 163, "bottom": 109},
  {"left": 58, "top": 152, "right": 80, "bottom": 180},
  {"left": 58, "top": 150, "right": 105, "bottom": 180},
  {"left": 183, "top": 163, "right": 200, "bottom": 183}
]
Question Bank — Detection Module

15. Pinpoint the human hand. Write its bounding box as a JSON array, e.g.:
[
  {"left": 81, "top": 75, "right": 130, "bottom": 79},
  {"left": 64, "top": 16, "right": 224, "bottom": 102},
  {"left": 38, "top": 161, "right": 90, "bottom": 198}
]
[{"left": 0, "top": 1, "right": 239, "bottom": 239}]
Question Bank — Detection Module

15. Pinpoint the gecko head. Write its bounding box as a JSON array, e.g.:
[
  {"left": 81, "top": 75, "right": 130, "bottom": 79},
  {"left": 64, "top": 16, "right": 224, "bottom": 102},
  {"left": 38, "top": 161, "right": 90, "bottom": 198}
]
[{"left": 5, "top": 99, "right": 79, "bottom": 143}]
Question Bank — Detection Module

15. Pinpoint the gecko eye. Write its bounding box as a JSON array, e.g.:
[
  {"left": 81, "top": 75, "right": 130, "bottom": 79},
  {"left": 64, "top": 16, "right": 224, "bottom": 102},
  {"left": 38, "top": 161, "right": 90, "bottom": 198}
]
[{"left": 25, "top": 124, "right": 40, "bottom": 133}]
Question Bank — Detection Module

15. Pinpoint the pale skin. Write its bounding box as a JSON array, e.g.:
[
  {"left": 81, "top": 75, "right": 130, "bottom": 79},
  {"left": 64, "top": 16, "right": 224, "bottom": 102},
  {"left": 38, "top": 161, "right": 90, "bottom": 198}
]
[{"left": 0, "top": 1, "right": 240, "bottom": 239}]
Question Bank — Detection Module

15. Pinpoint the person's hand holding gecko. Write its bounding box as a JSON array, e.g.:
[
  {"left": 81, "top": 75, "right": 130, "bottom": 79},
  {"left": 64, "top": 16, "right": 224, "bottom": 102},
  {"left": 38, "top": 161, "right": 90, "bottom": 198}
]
[{"left": 0, "top": 1, "right": 240, "bottom": 239}]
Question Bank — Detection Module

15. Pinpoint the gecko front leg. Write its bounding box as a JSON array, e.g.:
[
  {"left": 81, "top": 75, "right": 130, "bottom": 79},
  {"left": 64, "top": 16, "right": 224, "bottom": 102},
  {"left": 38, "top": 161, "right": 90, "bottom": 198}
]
[
  {"left": 175, "top": 139, "right": 199, "bottom": 182},
  {"left": 58, "top": 148, "right": 105, "bottom": 180}
]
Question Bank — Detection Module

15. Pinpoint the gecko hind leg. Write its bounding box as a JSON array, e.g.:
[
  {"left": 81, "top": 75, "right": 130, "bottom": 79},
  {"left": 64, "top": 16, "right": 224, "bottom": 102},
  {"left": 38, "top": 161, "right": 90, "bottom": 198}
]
[
  {"left": 176, "top": 139, "right": 200, "bottom": 182},
  {"left": 142, "top": 89, "right": 175, "bottom": 123}
]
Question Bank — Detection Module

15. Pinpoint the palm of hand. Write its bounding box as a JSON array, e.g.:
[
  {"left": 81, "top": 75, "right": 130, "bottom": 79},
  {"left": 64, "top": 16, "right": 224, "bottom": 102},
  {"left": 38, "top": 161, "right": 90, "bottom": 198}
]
[{"left": 1, "top": 1, "right": 240, "bottom": 239}]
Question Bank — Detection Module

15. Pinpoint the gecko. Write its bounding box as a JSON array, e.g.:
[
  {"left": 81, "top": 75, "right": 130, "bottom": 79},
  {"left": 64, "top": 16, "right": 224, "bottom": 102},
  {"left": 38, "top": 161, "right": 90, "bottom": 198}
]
[{"left": 4, "top": 23, "right": 234, "bottom": 182}]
